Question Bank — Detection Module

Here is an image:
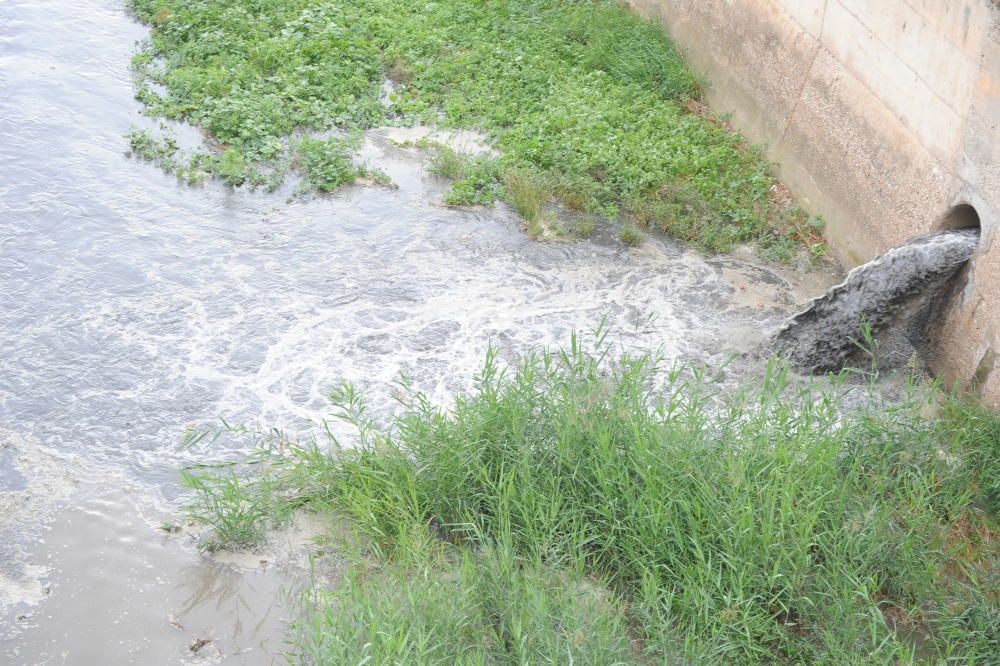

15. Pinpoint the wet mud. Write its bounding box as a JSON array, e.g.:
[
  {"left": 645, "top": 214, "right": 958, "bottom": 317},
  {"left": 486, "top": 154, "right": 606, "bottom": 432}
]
[{"left": 3, "top": 481, "right": 295, "bottom": 665}]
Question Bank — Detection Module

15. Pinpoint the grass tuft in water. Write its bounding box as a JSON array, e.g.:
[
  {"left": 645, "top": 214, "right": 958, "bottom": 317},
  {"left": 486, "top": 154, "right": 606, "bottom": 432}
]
[
  {"left": 182, "top": 334, "right": 999, "bottom": 662},
  {"left": 180, "top": 467, "right": 273, "bottom": 552},
  {"left": 619, "top": 223, "right": 646, "bottom": 247},
  {"left": 502, "top": 169, "right": 548, "bottom": 224},
  {"left": 426, "top": 147, "right": 504, "bottom": 208},
  {"left": 426, "top": 144, "right": 470, "bottom": 181}
]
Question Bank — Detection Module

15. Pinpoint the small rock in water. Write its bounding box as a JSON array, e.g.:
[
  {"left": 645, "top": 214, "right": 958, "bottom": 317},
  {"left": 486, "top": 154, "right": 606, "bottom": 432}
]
[
  {"left": 188, "top": 637, "right": 215, "bottom": 655},
  {"left": 774, "top": 229, "right": 979, "bottom": 371}
]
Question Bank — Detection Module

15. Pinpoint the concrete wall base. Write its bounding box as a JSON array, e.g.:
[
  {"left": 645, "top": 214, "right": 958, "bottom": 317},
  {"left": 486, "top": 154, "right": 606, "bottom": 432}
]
[{"left": 629, "top": 0, "right": 1000, "bottom": 406}]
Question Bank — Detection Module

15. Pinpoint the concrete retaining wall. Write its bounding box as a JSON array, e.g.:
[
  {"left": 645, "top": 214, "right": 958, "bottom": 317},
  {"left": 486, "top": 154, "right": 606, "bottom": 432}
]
[{"left": 629, "top": 0, "right": 1000, "bottom": 406}]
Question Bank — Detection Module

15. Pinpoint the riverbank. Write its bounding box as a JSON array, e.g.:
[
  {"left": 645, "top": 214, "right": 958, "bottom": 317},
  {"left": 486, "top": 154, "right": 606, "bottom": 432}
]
[
  {"left": 183, "top": 337, "right": 1000, "bottom": 664},
  {"left": 127, "top": 0, "right": 824, "bottom": 256}
]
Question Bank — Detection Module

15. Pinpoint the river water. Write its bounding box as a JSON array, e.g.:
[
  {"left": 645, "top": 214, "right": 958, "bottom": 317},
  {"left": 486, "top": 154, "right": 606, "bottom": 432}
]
[{"left": 0, "top": 1, "right": 840, "bottom": 663}]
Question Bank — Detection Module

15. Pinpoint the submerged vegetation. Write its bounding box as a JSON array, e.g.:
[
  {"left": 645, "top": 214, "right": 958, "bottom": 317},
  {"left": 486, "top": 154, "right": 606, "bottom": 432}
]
[
  {"left": 128, "top": 0, "right": 818, "bottom": 252},
  {"left": 184, "top": 334, "right": 999, "bottom": 664}
]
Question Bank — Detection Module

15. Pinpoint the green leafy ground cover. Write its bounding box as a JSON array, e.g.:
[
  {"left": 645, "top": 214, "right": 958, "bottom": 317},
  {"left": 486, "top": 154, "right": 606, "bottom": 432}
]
[
  {"left": 183, "top": 335, "right": 999, "bottom": 664},
  {"left": 128, "top": 0, "right": 822, "bottom": 252}
]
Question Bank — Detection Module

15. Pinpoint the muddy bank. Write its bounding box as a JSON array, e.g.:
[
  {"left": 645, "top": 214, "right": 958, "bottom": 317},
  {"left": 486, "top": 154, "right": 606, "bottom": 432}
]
[{"left": 3, "top": 481, "right": 296, "bottom": 665}]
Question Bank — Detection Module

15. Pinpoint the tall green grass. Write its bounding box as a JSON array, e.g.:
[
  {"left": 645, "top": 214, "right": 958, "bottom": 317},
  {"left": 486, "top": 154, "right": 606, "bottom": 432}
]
[
  {"left": 184, "top": 334, "right": 999, "bottom": 663},
  {"left": 294, "top": 540, "right": 641, "bottom": 664}
]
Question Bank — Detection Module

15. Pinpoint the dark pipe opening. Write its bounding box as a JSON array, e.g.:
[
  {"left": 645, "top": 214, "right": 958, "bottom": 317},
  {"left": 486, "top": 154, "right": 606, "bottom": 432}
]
[{"left": 938, "top": 203, "right": 981, "bottom": 231}]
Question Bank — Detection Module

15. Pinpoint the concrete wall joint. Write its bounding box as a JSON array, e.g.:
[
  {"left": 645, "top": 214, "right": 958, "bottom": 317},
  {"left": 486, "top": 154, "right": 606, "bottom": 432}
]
[{"left": 829, "top": 0, "right": 967, "bottom": 121}]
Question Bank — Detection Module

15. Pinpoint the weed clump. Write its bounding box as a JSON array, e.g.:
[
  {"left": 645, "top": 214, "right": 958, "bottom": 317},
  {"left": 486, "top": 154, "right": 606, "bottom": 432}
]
[
  {"left": 183, "top": 334, "right": 1000, "bottom": 663},
  {"left": 128, "top": 0, "right": 808, "bottom": 252},
  {"left": 180, "top": 469, "right": 271, "bottom": 552},
  {"left": 502, "top": 170, "right": 548, "bottom": 223},
  {"left": 425, "top": 144, "right": 469, "bottom": 181},
  {"left": 297, "top": 136, "right": 365, "bottom": 192},
  {"left": 427, "top": 146, "right": 504, "bottom": 207},
  {"left": 618, "top": 223, "right": 645, "bottom": 247}
]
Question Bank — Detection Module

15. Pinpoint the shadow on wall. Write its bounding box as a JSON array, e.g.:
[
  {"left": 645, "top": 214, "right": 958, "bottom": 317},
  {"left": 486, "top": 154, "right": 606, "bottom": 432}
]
[{"left": 927, "top": 203, "right": 990, "bottom": 392}]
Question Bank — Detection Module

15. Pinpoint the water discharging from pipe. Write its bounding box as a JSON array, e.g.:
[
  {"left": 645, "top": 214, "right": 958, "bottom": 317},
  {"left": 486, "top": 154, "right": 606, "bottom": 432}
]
[{"left": 774, "top": 228, "right": 980, "bottom": 371}]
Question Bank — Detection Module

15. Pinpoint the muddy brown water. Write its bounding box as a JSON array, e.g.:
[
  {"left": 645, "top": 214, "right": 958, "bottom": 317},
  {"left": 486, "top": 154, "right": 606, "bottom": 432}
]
[{"left": 0, "top": 1, "right": 841, "bottom": 663}]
